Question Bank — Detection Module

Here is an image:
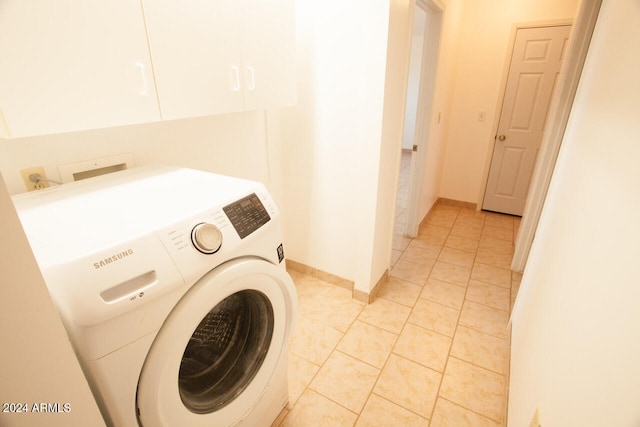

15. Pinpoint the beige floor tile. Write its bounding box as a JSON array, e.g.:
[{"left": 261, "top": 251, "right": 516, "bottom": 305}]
[
  {"left": 300, "top": 285, "right": 364, "bottom": 332},
  {"left": 393, "top": 234, "right": 412, "bottom": 251},
  {"left": 482, "top": 225, "right": 513, "bottom": 242},
  {"left": 475, "top": 247, "right": 513, "bottom": 269},
  {"left": 391, "top": 249, "right": 402, "bottom": 266},
  {"left": 337, "top": 320, "right": 397, "bottom": 369},
  {"left": 406, "top": 239, "right": 442, "bottom": 259},
  {"left": 444, "top": 234, "right": 479, "bottom": 253},
  {"left": 418, "top": 224, "right": 450, "bottom": 241},
  {"left": 310, "top": 351, "right": 380, "bottom": 413},
  {"left": 293, "top": 272, "right": 337, "bottom": 300},
  {"left": 401, "top": 245, "right": 442, "bottom": 264},
  {"left": 471, "top": 263, "right": 511, "bottom": 288},
  {"left": 289, "top": 315, "right": 344, "bottom": 365},
  {"left": 356, "top": 394, "right": 428, "bottom": 426},
  {"left": 484, "top": 214, "right": 515, "bottom": 230},
  {"left": 458, "top": 301, "right": 509, "bottom": 340},
  {"left": 373, "top": 354, "right": 441, "bottom": 419},
  {"left": 393, "top": 323, "right": 451, "bottom": 372},
  {"left": 390, "top": 258, "right": 434, "bottom": 285},
  {"left": 450, "top": 325, "right": 509, "bottom": 375},
  {"left": 280, "top": 388, "right": 357, "bottom": 427},
  {"left": 449, "top": 224, "right": 482, "bottom": 241},
  {"left": 430, "top": 398, "right": 501, "bottom": 427},
  {"left": 426, "top": 212, "right": 457, "bottom": 229},
  {"left": 408, "top": 299, "right": 459, "bottom": 337},
  {"left": 439, "top": 358, "right": 506, "bottom": 423},
  {"left": 420, "top": 278, "right": 466, "bottom": 309},
  {"left": 287, "top": 353, "right": 320, "bottom": 406},
  {"left": 438, "top": 247, "right": 476, "bottom": 269},
  {"left": 358, "top": 297, "right": 412, "bottom": 334},
  {"left": 478, "top": 236, "right": 514, "bottom": 254},
  {"left": 413, "top": 232, "right": 447, "bottom": 247},
  {"left": 429, "top": 261, "right": 471, "bottom": 287},
  {"left": 453, "top": 214, "right": 485, "bottom": 230},
  {"left": 377, "top": 277, "right": 423, "bottom": 307},
  {"left": 465, "top": 280, "right": 510, "bottom": 312}
]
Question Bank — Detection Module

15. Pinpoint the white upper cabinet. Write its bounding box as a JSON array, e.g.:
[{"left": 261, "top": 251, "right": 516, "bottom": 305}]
[
  {"left": 141, "top": 0, "right": 296, "bottom": 121},
  {"left": 0, "top": 0, "right": 161, "bottom": 138},
  {"left": 0, "top": 0, "right": 296, "bottom": 138},
  {"left": 238, "top": 0, "right": 296, "bottom": 111}
]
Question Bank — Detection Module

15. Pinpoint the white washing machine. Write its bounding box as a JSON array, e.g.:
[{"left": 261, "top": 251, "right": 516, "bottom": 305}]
[{"left": 12, "top": 166, "right": 298, "bottom": 427}]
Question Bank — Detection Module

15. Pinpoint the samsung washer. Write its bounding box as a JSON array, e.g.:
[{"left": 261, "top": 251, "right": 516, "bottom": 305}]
[{"left": 12, "top": 166, "right": 297, "bottom": 427}]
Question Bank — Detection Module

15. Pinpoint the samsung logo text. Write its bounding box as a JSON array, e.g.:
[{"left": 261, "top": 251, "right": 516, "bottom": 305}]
[{"left": 93, "top": 249, "right": 134, "bottom": 269}]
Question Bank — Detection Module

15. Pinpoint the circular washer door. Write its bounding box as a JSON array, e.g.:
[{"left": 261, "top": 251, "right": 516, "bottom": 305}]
[{"left": 136, "top": 257, "right": 297, "bottom": 427}]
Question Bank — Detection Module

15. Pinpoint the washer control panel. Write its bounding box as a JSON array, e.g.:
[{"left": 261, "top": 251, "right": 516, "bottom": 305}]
[{"left": 223, "top": 193, "right": 271, "bottom": 239}]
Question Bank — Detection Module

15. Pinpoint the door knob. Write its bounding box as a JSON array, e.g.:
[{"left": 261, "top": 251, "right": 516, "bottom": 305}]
[{"left": 498, "top": 135, "right": 506, "bottom": 141}]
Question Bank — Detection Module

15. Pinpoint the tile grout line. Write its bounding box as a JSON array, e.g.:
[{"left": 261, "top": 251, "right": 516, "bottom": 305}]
[{"left": 426, "top": 207, "right": 469, "bottom": 427}]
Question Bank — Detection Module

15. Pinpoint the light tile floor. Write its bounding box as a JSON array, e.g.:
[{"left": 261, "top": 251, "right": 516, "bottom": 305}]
[{"left": 274, "top": 151, "right": 522, "bottom": 426}]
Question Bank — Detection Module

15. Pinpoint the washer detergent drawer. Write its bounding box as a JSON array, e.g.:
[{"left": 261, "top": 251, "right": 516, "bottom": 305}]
[{"left": 41, "top": 233, "right": 184, "bottom": 328}]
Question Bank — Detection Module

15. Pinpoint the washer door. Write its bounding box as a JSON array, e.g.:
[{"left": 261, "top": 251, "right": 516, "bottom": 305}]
[{"left": 136, "top": 257, "right": 296, "bottom": 427}]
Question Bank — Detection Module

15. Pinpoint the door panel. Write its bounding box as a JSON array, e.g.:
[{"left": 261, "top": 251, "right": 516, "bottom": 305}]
[
  {"left": 483, "top": 25, "right": 571, "bottom": 216},
  {"left": 495, "top": 146, "right": 526, "bottom": 197}
]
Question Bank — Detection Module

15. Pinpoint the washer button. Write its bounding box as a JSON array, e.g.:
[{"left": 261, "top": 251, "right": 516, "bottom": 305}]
[{"left": 191, "top": 223, "right": 223, "bottom": 254}]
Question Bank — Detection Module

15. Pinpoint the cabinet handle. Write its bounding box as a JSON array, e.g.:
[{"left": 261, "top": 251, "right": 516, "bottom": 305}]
[
  {"left": 136, "top": 62, "right": 148, "bottom": 96},
  {"left": 247, "top": 66, "right": 255, "bottom": 91},
  {"left": 231, "top": 66, "right": 241, "bottom": 92}
]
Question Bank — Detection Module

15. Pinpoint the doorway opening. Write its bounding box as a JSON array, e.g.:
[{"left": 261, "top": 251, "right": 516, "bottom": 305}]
[{"left": 395, "top": 0, "right": 443, "bottom": 239}]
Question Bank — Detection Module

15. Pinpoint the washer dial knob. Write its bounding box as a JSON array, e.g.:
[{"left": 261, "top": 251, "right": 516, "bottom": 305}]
[{"left": 191, "top": 223, "right": 223, "bottom": 254}]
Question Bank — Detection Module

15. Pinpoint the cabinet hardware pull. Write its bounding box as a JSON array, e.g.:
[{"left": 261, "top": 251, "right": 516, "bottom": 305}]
[
  {"left": 232, "top": 66, "right": 241, "bottom": 91},
  {"left": 247, "top": 66, "right": 255, "bottom": 91}
]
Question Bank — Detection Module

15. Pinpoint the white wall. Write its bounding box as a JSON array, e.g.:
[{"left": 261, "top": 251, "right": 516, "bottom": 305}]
[
  {"left": 0, "top": 173, "right": 105, "bottom": 427},
  {"left": 438, "top": 0, "right": 579, "bottom": 205},
  {"left": 508, "top": 1, "right": 640, "bottom": 426},
  {"left": 0, "top": 111, "right": 272, "bottom": 196},
  {"left": 277, "top": 0, "right": 468, "bottom": 294},
  {"left": 278, "top": 0, "right": 392, "bottom": 293}
]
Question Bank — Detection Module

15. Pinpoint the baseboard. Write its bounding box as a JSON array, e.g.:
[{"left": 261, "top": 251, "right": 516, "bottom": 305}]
[
  {"left": 285, "top": 259, "right": 354, "bottom": 291},
  {"left": 437, "top": 197, "right": 477, "bottom": 210},
  {"left": 286, "top": 259, "right": 388, "bottom": 304},
  {"left": 353, "top": 269, "right": 388, "bottom": 304}
]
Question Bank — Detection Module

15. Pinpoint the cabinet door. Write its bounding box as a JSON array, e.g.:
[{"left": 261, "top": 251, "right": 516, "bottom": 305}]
[
  {"left": 239, "top": 0, "right": 297, "bottom": 110},
  {"left": 0, "top": 0, "right": 160, "bottom": 138},
  {"left": 141, "top": 0, "right": 245, "bottom": 121}
]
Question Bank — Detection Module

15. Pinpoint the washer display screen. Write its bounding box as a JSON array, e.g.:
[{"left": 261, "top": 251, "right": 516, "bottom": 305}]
[{"left": 223, "top": 194, "right": 271, "bottom": 239}]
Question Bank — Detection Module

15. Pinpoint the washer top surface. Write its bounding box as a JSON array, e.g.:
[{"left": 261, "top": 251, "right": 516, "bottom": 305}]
[{"left": 12, "top": 166, "right": 268, "bottom": 268}]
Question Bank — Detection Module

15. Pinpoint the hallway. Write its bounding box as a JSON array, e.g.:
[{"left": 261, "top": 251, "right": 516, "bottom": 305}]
[{"left": 276, "top": 151, "right": 522, "bottom": 425}]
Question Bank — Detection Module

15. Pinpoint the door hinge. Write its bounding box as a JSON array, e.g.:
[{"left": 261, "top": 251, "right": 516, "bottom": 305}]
[{"left": 412, "top": 144, "right": 418, "bottom": 152}]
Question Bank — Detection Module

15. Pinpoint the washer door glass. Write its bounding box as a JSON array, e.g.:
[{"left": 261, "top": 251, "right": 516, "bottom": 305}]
[{"left": 178, "top": 290, "right": 274, "bottom": 414}]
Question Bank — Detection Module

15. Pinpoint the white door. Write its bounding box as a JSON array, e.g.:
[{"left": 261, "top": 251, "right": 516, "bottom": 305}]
[
  {"left": 136, "top": 257, "right": 296, "bottom": 426},
  {"left": 483, "top": 25, "right": 571, "bottom": 216}
]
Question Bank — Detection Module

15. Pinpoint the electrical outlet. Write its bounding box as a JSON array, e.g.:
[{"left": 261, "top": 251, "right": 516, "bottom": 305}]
[
  {"left": 20, "top": 166, "right": 49, "bottom": 191},
  {"left": 529, "top": 408, "right": 541, "bottom": 427}
]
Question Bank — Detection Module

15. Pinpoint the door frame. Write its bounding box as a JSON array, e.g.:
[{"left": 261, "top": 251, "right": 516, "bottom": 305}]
[
  {"left": 511, "top": 0, "right": 603, "bottom": 271},
  {"left": 405, "top": 0, "right": 444, "bottom": 237}
]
